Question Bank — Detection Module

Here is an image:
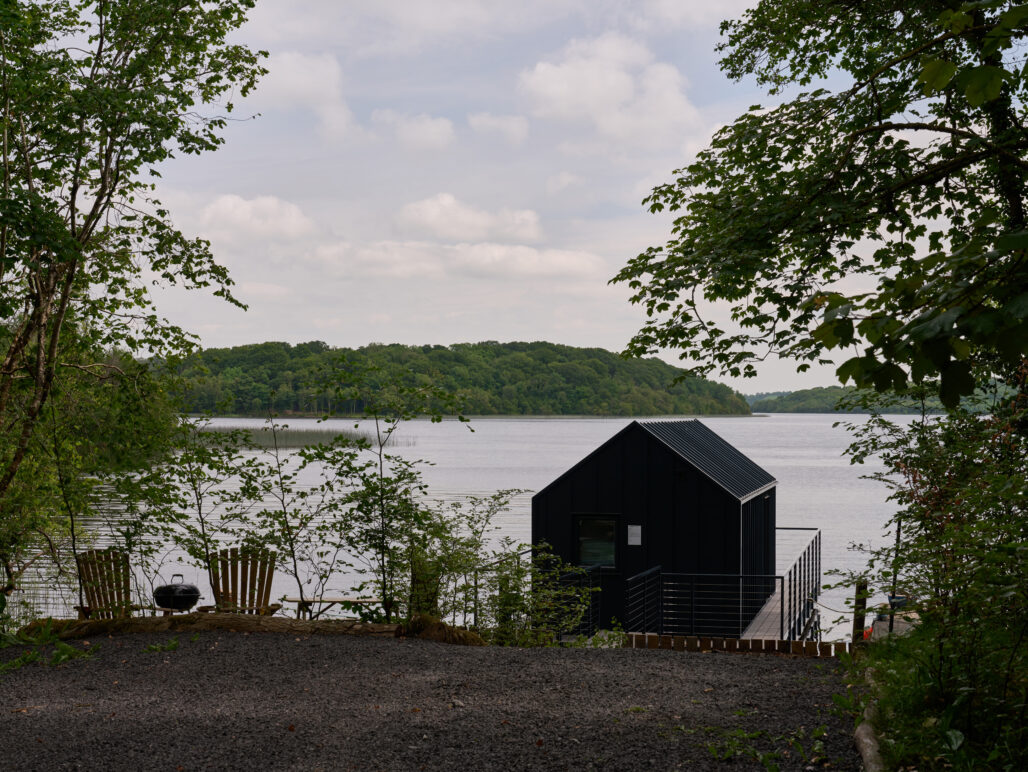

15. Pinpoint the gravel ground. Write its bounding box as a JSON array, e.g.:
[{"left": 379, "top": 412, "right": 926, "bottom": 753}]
[{"left": 1, "top": 631, "right": 861, "bottom": 771}]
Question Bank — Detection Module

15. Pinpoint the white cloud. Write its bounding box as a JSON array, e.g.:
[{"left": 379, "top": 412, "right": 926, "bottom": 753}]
[
  {"left": 581, "top": 0, "right": 758, "bottom": 34},
  {"left": 243, "top": 2, "right": 748, "bottom": 58},
  {"left": 311, "top": 241, "right": 441, "bottom": 280},
  {"left": 242, "top": 1, "right": 584, "bottom": 56},
  {"left": 546, "top": 172, "right": 583, "bottom": 195},
  {"left": 372, "top": 110, "right": 455, "bottom": 150},
  {"left": 636, "top": 0, "right": 755, "bottom": 29},
  {"left": 452, "top": 243, "right": 601, "bottom": 279},
  {"left": 398, "top": 193, "right": 541, "bottom": 242},
  {"left": 519, "top": 32, "right": 700, "bottom": 149},
  {"left": 467, "top": 112, "right": 529, "bottom": 145},
  {"left": 309, "top": 240, "right": 603, "bottom": 281},
  {"left": 199, "top": 195, "right": 316, "bottom": 243},
  {"left": 250, "top": 51, "right": 357, "bottom": 140},
  {"left": 238, "top": 282, "right": 294, "bottom": 300},
  {"left": 520, "top": 35, "right": 648, "bottom": 122}
]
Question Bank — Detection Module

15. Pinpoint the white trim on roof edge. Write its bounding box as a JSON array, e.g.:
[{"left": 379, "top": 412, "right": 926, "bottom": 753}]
[{"left": 739, "top": 481, "right": 778, "bottom": 505}]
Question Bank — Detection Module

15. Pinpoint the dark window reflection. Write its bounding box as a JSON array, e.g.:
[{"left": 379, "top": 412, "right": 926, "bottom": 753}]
[{"left": 577, "top": 517, "right": 616, "bottom": 568}]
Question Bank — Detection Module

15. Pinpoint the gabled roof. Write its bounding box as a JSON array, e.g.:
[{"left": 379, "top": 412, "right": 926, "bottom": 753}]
[
  {"left": 639, "top": 420, "right": 776, "bottom": 501},
  {"left": 532, "top": 419, "right": 777, "bottom": 503}
]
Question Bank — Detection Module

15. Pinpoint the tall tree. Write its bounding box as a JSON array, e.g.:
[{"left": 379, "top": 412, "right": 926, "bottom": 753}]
[
  {"left": 0, "top": 0, "right": 263, "bottom": 599},
  {"left": 614, "top": 1, "right": 1028, "bottom": 406},
  {"left": 0, "top": 345, "right": 178, "bottom": 608},
  {"left": 0, "top": 0, "right": 263, "bottom": 496}
]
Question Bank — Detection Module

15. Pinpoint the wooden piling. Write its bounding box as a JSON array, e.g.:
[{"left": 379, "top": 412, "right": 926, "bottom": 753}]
[{"left": 851, "top": 579, "right": 868, "bottom": 647}]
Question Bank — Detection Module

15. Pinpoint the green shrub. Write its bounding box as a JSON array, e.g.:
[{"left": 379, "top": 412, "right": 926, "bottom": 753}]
[
  {"left": 475, "top": 543, "right": 598, "bottom": 647},
  {"left": 840, "top": 391, "right": 1028, "bottom": 770}
]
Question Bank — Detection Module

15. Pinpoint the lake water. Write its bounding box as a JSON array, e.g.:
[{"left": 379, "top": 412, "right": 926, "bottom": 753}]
[
  {"left": 212, "top": 413, "right": 902, "bottom": 637},
  {"left": 22, "top": 413, "right": 904, "bottom": 639}
]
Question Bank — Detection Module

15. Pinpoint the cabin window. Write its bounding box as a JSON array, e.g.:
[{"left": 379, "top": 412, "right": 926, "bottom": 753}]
[{"left": 577, "top": 516, "right": 616, "bottom": 568}]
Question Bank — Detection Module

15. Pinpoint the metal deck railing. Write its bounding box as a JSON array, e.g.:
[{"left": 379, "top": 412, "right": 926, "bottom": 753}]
[{"left": 625, "top": 528, "right": 821, "bottom": 641}]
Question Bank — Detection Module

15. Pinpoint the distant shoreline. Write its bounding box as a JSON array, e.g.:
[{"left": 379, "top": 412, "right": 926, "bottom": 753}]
[{"left": 191, "top": 412, "right": 765, "bottom": 420}]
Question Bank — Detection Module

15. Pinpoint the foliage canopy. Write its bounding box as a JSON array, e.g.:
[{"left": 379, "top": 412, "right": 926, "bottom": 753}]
[
  {"left": 0, "top": 0, "right": 264, "bottom": 496},
  {"left": 839, "top": 388, "right": 1028, "bottom": 768},
  {"left": 748, "top": 385, "right": 947, "bottom": 414},
  {"left": 614, "top": 0, "right": 1028, "bottom": 406},
  {"left": 179, "top": 340, "right": 750, "bottom": 416}
]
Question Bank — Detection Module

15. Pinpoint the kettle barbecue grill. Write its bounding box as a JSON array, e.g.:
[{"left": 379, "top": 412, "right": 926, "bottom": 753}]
[{"left": 153, "top": 574, "right": 201, "bottom": 613}]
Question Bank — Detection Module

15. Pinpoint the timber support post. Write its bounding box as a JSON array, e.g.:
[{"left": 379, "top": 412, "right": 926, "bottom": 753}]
[{"left": 851, "top": 579, "right": 868, "bottom": 646}]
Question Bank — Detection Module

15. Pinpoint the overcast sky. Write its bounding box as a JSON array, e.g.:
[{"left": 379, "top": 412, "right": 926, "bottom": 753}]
[{"left": 153, "top": 0, "right": 837, "bottom": 393}]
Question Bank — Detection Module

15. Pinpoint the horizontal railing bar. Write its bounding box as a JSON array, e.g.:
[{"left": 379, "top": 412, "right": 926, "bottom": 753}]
[
  {"left": 660, "top": 573, "right": 784, "bottom": 580},
  {"left": 472, "top": 547, "right": 533, "bottom": 573},
  {"left": 662, "top": 582, "right": 780, "bottom": 588},
  {"left": 626, "top": 564, "right": 663, "bottom": 583}
]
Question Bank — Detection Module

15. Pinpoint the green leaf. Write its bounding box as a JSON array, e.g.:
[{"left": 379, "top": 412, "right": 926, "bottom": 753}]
[
  {"left": 963, "top": 65, "right": 1007, "bottom": 106},
  {"left": 994, "top": 230, "right": 1028, "bottom": 251},
  {"left": 1006, "top": 292, "right": 1028, "bottom": 319},
  {"left": 919, "top": 59, "right": 958, "bottom": 94},
  {"left": 871, "top": 362, "right": 907, "bottom": 392},
  {"left": 836, "top": 357, "right": 866, "bottom": 386},
  {"left": 998, "top": 3, "right": 1028, "bottom": 27},
  {"left": 910, "top": 353, "right": 935, "bottom": 384},
  {"left": 942, "top": 10, "right": 974, "bottom": 34},
  {"left": 945, "top": 729, "right": 965, "bottom": 751},
  {"left": 908, "top": 307, "right": 963, "bottom": 342},
  {"left": 939, "top": 361, "right": 975, "bottom": 408},
  {"left": 812, "top": 323, "right": 839, "bottom": 348}
]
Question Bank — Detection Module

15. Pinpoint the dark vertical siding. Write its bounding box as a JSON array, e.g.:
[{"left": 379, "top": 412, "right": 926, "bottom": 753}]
[
  {"left": 742, "top": 497, "right": 770, "bottom": 575},
  {"left": 741, "top": 493, "right": 775, "bottom": 627},
  {"left": 531, "top": 422, "right": 776, "bottom": 633},
  {"left": 645, "top": 439, "right": 675, "bottom": 573}
]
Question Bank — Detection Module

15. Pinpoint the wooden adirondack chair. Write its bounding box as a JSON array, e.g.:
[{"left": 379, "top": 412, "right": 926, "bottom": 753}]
[
  {"left": 75, "top": 548, "right": 143, "bottom": 620},
  {"left": 197, "top": 547, "right": 282, "bottom": 615}
]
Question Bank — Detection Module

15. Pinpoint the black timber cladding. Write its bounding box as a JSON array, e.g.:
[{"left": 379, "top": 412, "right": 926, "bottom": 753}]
[
  {"left": 639, "top": 420, "right": 775, "bottom": 500},
  {"left": 531, "top": 419, "right": 778, "bottom": 634}
]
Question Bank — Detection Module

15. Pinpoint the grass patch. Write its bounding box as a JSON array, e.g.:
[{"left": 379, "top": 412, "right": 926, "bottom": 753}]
[{"left": 1, "top": 619, "right": 98, "bottom": 675}]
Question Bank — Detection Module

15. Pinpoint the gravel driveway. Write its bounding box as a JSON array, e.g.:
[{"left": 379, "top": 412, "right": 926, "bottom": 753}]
[{"left": 1, "top": 631, "right": 861, "bottom": 771}]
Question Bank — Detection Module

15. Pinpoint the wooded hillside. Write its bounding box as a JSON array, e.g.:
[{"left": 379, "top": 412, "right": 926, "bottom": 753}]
[
  {"left": 748, "top": 386, "right": 944, "bottom": 414},
  {"left": 179, "top": 341, "right": 750, "bottom": 416}
]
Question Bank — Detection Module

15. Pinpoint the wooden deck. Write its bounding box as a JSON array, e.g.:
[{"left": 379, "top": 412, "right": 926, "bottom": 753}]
[
  {"left": 742, "top": 583, "right": 786, "bottom": 639},
  {"left": 742, "top": 574, "right": 820, "bottom": 641}
]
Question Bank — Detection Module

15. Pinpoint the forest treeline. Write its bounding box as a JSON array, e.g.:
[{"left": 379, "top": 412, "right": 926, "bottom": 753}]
[
  {"left": 178, "top": 340, "right": 751, "bottom": 416},
  {"left": 747, "top": 386, "right": 945, "bottom": 414}
]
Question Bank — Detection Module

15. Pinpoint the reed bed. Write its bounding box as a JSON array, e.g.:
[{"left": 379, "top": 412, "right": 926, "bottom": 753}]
[{"left": 200, "top": 423, "right": 416, "bottom": 448}]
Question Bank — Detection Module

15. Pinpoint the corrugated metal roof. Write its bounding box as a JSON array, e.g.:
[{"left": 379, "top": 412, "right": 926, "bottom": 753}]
[{"left": 639, "top": 420, "right": 776, "bottom": 500}]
